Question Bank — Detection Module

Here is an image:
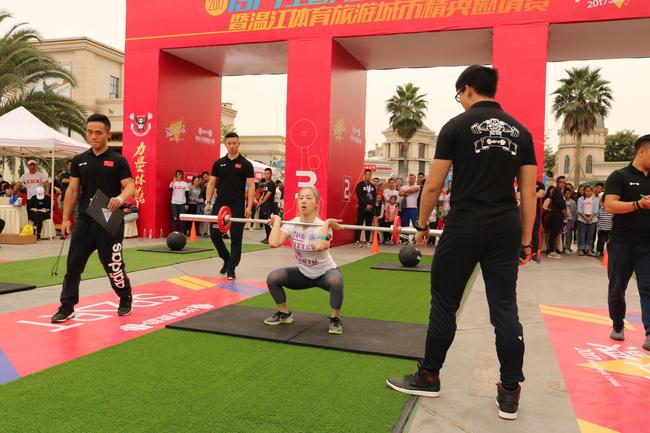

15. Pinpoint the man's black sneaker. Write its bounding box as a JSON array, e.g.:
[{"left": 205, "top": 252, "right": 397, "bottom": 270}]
[
  {"left": 610, "top": 327, "right": 625, "bottom": 341},
  {"left": 328, "top": 316, "right": 343, "bottom": 334},
  {"left": 51, "top": 306, "right": 75, "bottom": 323},
  {"left": 227, "top": 268, "right": 236, "bottom": 280},
  {"left": 496, "top": 382, "right": 521, "bottom": 420},
  {"left": 219, "top": 261, "right": 229, "bottom": 275},
  {"left": 117, "top": 297, "right": 133, "bottom": 316},
  {"left": 261, "top": 238, "right": 269, "bottom": 244},
  {"left": 264, "top": 311, "right": 294, "bottom": 325},
  {"left": 386, "top": 367, "right": 440, "bottom": 397}
]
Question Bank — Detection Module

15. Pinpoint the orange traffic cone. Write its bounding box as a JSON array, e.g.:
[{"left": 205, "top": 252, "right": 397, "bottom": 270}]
[
  {"left": 371, "top": 230, "right": 380, "bottom": 254},
  {"left": 601, "top": 245, "right": 608, "bottom": 269},
  {"left": 189, "top": 222, "right": 197, "bottom": 243}
]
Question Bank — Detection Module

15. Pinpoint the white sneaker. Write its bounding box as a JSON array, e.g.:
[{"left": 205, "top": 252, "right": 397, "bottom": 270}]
[{"left": 548, "top": 252, "right": 563, "bottom": 259}]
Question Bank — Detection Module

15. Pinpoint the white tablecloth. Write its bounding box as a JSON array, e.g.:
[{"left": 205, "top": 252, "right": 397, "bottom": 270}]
[{"left": 0, "top": 205, "right": 28, "bottom": 235}]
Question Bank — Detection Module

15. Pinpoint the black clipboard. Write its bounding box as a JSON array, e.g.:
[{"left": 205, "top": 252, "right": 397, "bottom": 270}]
[{"left": 87, "top": 189, "right": 124, "bottom": 236}]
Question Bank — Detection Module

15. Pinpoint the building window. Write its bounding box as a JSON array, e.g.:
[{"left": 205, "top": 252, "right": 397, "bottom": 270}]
[
  {"left": 385, "top": 143, "right": 391, "bottom": 158},
  {"left": 109, "top": 76, "right": 119, "bottom": 99},
  {"left": 398, "top": 159, "right": 407, "bottom": 177},
  {"left": 586, "top": 155, "right": 593, "bottom": 174},
  {"left": 109, "top": 132, "right": 123, "bottom": 143},
  {"left": 418, "top": 143, "right": 425, "bottom": 159},
  {"left": 563, "top": 155, "right": 570, "bottom": 174},
  {"left": 418, "top": 160, "right": 425, "bottom": 174},
  {"left": 399, "top": 144, "right": 406, "bottom": 158}
]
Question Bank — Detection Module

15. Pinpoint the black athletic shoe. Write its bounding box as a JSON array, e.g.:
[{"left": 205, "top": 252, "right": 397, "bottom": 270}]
[
  {"left": 219, "top": 261, "right": 229, "bottom": 275},
  {"left": 223, "top": 233, "right": 230, "bottom": 239},
  {"left": 117, "top": 297, "right": 132, "bottom": 316},
  {"left": 386, "top": 366, "right": 440, "bottom": 397},
  {"left": 264, "top": 311, "right": 294, "bottom": 325},
  {"left": 51, "top": 306, "right": 75, "bottom": 323},
  {"left": 261, "top": 238, "right": 269, "bottom": 244},
  {"left": 328, "top": 316, "right": 343, "bottom": 334},
  {"left": 496, "top": 382, "right": 521, "bottom": 420},
  {"left": 227, "top": 268, "right": 236, "bottom": 280}
]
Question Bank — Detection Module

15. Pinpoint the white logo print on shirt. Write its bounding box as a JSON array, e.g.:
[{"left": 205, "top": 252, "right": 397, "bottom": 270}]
[{"left": 471, "top": 118, "right": 520, "bottom": 156}]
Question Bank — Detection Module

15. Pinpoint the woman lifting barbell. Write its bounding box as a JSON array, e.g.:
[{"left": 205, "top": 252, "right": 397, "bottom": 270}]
[{"left": 264, "top": 186, "right": 345, "bottom": 335}]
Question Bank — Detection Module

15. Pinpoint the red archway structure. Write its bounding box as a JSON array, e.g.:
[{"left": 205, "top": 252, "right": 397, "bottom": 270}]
[{"left": 123, "top": 0, "right": 650, "bottom": 243}]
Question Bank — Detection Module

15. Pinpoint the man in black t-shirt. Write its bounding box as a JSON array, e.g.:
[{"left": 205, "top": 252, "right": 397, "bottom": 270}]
[
  {"left": 56, "top": 160, "right": 72, "bottom": 202},
  {"left": 387, "top": 65, "right": 537, "bottom": 420},
  {"left": 258, "top": 168, "right": 276, "bottom": 244},
  {"left": 204, "top": 132, "right": 255, "bottom": 280},
  {"left": 603, "top": 134, "right": 650, "bottom": 351},
  {"left": 51, "top": 114, "right": 135, "bottom": 323},
  {"left": 354, "top": 168, "right": 376, "bottom": 247},
  {"left": 547, "top": 176, "right": 567, "bottom": 258},
  {"left": 530, "top": 180, "right": 545, "bottom": 262}
]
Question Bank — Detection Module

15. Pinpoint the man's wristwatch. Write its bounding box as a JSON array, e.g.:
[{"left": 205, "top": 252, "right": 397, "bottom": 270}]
[{"left": 415, "top": 225, "right": 428, "bottom": 232}]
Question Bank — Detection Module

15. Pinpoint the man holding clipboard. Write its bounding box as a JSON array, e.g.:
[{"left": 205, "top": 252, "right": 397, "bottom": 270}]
[{"left": 51, "top": 114, "right": 135, "bottom": 323}]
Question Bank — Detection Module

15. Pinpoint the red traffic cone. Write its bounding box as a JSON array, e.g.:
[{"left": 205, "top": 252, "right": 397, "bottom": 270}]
[
  {"left": 371, "top": 230, "right": 380, "bottom": 254},
  {"left": 189, "top": 222, "right": 197, "bottom": 243},
  {"left": 601, "top": 245, "right": 608, "bottom": 269}
]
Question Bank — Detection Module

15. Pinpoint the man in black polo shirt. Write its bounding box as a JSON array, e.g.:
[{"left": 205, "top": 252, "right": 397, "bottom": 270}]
[
  {"left": 204, "top": 132, "right": 255, "bottom": 280},
  {"left": 387, "top": 65, "right": 537, "bottom": 421},
  {"left": 258, "top": 168, "right": 276, "bottom": 244},
  {"left": 51, "top": 114, "right": 135, "bottom": 323},
  {"left": 603, "top": 134, "right": 650, "bottom": 351}
]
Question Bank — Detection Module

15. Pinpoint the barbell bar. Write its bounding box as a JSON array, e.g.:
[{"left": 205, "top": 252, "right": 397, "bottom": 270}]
[{"left": 179, "top": 206, "right": 442, "bottom": 245}]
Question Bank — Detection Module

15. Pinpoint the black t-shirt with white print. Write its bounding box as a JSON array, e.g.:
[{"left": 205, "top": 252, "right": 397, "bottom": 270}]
[{"left": 434, "top": 101, "right": 537, "bottom": 233}]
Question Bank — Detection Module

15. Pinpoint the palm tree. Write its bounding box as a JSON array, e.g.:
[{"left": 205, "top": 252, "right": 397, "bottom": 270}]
[
  {"left": 0, "top": 10, "right": 86, "bottom": 135},
  {"left": 551, "top": 66, "right": 613, "bottom": 186},
  {"left": 386, "top": 83, "right": 427, "bottom": 177}
]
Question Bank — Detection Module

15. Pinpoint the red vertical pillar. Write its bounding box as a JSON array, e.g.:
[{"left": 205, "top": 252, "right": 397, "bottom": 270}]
[
  {"left": 124, "top": 49, "right": 221, "bottom": 237},
  {"left": 328, "top": 41, "right": 367, "bottom": 245},
  {"left": 123, "top": 48, "right": 162, "bottom": 239},
  {"left": 493, "top": 24, "right": 548, "bottom": 179},
  {"left": 285, "top": 39, "right": 367, "bottom": 246}
]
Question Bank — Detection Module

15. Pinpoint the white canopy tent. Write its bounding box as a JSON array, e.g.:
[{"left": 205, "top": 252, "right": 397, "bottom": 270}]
[
  {"left": 0, "top": 106, "right": 90, "bottom": 232},
  {"left": 0, "top": 106, "right": 89, "bottom": 159}
]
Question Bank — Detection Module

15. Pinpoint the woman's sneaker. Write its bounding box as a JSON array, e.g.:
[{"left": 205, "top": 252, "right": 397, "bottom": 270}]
[
  {"left": 264, "top": 311, "right": 294, "bottom": 325},
  {"left": 328, "top": 316, "right": 343, "bottom": 334},
  {"left": 496, "top": 382, "right": 521, "bottom": 420}
]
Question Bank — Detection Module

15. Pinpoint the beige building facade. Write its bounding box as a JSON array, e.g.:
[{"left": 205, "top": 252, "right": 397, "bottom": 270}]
[
  {"left": 553, "top": 117, "right": 628, "bottom": 185},
  {"left": 371, "top": 126, "right": 437, "bottom": 179},
  {"left": 35, "top": 37, "right": 125, "bottom": 149},
  {"left": 238, "top": 135, "right": 286, "bottom": 169}
]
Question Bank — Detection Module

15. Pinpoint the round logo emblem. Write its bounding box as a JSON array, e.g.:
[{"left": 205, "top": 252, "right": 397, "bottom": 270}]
[{"left": 205, "top": 0, "right": 229, "bottom": 16}]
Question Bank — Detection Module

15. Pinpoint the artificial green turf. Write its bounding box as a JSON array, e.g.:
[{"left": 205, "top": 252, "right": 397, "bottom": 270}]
[
  {"left": 240, "top": 252, "right": 473, "bottom": 325},
  {"left": 0, "top": 240, "right": 267, "bottom": 288},
  {"left": 0, "top": 329, "right": 412, "bottom": 433}
]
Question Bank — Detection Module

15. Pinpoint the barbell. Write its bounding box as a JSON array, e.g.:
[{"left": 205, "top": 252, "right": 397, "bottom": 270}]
[{"left": 179, "top": 206, "right": 442, "bottom": 245}]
